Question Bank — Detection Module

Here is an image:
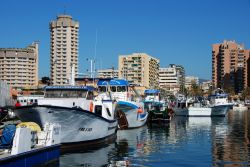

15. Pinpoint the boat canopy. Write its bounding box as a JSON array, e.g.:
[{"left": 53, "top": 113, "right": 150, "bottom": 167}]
[
  {"left": 209, "top": 93, "right": 228, "bottom": 98},
  {"left": 144, "top": 89, "right": 160, "bottom": 94},
  {"left": 44, "top": 86, "right": 95, "bottom": 91},
  {"left": 97, "top": 79, "right": 129, "bottom": 86}
]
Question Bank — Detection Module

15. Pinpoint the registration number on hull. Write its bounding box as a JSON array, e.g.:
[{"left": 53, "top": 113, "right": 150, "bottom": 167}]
[{"left": 79, "top": 128, "right": 92, "bottom": 132}]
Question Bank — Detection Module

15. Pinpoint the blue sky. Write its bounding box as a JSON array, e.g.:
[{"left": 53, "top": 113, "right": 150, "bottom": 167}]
[{"left": 0, "top": 0, "right": 249, "bottom": 80}]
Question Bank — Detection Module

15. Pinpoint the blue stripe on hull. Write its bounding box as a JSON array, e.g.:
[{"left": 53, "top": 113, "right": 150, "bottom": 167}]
[
  {"left": 117, "top": 101, "right": 138, "bottom": 109},
  {"left": 0, "top": 145, "right": 60, "bottom": 167}
]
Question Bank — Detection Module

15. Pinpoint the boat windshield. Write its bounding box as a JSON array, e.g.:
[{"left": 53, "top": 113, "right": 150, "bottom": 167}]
[
  {"left": 45, "top": 90, "right": 88, "bottom": 98},
  {"left": 111, "top": 86, "right": 127, "bottom": 92},
  {"left": 98, "top": 86, "right": 107, "bottom": 92},
  {"left": 98, "top": 86, "right": 127, "bottom": 92},
  {"left": 146, "top": 93, "right": 157, "bottom": 96}
]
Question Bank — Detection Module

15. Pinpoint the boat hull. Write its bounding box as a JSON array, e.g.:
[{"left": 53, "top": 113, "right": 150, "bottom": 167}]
[
  {"left": 177, "top": 104, "right": 232, "bottom": 117},
  {"left": 14, "top": 105, "right": 118, "bottom": 146},
  {"left": 233, "top": 106, "right": 248, "bottom": 111},
  {"left": 0, "top": 144, "right": 60, "bottom": 167},
  {"left": 211, "top": 105, "right": 232, "bottom": 116},
  {"left": 173, "top": 107, "right": 189, "bottom": 116},
  {"left": 116, "top": 101, "right": 148, "bottom": 129}
]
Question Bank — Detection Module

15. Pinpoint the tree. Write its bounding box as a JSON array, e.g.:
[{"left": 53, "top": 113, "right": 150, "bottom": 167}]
[
  {"left": 41, "top": 76, "right": 51, "bottom": 85},
  {"left": 223, "top": 86, "right": 235, "bottom": 100},
  {"left": 240, "top": 87, "right": 250, "bottom": 101},
  {"left": 189, "top": 80, "right": 203, "bottom": 97}
]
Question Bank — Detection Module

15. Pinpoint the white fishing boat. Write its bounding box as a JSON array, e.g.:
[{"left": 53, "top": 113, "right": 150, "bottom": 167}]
[
  {"left": 175, "top": 89, "right": 233, "bottom": 117},
  {"left": 97, "top": 79, "right": 148, "bottom": 129},
  {"left": 233, "top": 103, "right": 248, "bottom": 111},
  {"left": 171, "top": 94, "right": 189, "bottom": 116},
  {"left": 14, "top": 85, "right": 117, "bottom": 150}
]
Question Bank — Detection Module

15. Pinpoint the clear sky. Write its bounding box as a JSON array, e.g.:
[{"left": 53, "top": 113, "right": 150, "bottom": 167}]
[{"left": 0, "top": 0, "right": 249, "bottom": 80}]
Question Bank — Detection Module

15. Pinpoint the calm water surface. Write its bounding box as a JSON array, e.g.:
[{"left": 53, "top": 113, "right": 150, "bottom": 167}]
[{"left": 60, "top": 110, "right": 250, "bottom": 166}]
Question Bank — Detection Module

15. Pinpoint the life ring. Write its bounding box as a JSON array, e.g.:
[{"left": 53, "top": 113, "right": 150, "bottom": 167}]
[{"left": 89, "top": 101, "right": 94, "bottom": 112}]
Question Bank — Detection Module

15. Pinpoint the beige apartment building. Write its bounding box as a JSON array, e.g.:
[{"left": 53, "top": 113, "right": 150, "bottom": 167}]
[
  {"left": 118, "top": 53, "right": 159, "bottom": 88},
  {"left": 212, "top": 40, "right": 250, "bottom": 93},
  {"left": 0, "top": 42, "right": 39, "bottom": 89},
  {"left": 97, "top": 68, "right": 118, "bottom": 79},
  {"left": 50, "top": 15, "right": 79, "bottom": 85}
]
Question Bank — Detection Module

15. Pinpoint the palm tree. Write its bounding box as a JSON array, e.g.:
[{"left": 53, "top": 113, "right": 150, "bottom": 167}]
[
  {"left": 240, "top": 87, "right": 250, "bottom": 101},
  {"left": 189, "top": 80, "right": 203, "bottom": 97}
]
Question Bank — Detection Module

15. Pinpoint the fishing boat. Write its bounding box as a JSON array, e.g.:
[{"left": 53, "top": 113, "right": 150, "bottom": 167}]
[
  {"left": 14, "top": 85, "right": 117, "bottom": 150},
  {"left": 144, "top": 89, "right": 172, "bottom": 122},
  {"left": 97, "top": 79, "right": 148, "bottom": 129},
  {"left": 175, "top": 89, "right": 233, "bottom": 117},
  {"left": 233, "top": 103, "right": 248, "bottom": 111},
  {"left": 171, "top": 94, "right": 189, "bottom": 116}
]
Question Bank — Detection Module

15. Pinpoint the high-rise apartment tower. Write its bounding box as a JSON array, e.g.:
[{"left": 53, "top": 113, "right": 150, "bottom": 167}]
[
  {"left": 212, "top": 40, "right": 250, "bottom": 93},
  {"left": 50, "top": 15, "right": 79, "bottom": 85}
]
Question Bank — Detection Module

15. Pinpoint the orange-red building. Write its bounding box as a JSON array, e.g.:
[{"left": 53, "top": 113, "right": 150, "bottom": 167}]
[{"left": 212, "top": 40, "right": 250, "bottom": 93}]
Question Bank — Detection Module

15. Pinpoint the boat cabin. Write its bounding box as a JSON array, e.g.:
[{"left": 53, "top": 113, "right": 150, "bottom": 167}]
[
  {"left": 44, "top": 86, "right": 95, "bottom": 100},
  {"left": 144, "top": 89, "right": 160, "bottom": 102},
  {"left": 209, "top": 93, "right": 229, "bottom": 105},
  {"left": 97, "top": 79, "right": 140, "bottom": 102},
  {"left": 17, "top": 95, "right": 44, "bottom": 106}
]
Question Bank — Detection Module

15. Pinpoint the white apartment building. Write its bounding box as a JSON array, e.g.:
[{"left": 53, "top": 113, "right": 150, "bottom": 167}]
[
  {"left": 0, "top": 42, "right": 39, "bottom": 89},
  {"left": 50, "top": 15, "right": 79, "bottom": 85},
  {"left": 97, "top": 68, "right": 118, "bottom": 79},
  {"left": 201, "top": 80, "right": 212, "bottom": 93},
  {"left": 185, "top": 76, "right": 199, "bottom": 89},
  {"left": 159, "top": 64, "right": 185, "bottom": 94}
]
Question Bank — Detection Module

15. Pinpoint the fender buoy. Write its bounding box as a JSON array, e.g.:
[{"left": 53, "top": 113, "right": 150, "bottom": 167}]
[
  {"left": 89, "top": 101, "right": 94, "bottom": 112},
  {"left": 17, "top": 122, "right": 41, "bottom": 132},
  {"left": 137, "top": 107, "right": 143, "bottom": 113}
]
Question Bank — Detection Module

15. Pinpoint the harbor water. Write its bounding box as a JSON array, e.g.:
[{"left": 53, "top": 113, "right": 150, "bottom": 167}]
[{"left": 60, "top": 109, "right": 250, "bottom": 167}]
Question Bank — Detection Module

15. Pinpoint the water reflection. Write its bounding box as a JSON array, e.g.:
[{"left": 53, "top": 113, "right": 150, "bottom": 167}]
[
  {"left": 60, "top": 144, "right": 116, "bottom": 167},
  {"left": 212, "top": 110, "right": 250, "bottom": 166},
  {"left": 59, "top": 110, "right": 250, "bottom": 166}
]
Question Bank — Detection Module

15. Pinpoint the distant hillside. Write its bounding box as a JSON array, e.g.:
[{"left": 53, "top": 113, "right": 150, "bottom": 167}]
[{"left": 199, "top": 78, "right": 210, "bottom": 84}]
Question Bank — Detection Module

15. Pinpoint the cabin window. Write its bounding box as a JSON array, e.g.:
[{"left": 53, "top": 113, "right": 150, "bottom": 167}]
[
  {"left": 99, "top": 86, "right": 107, "bottom": 92},
  {"left": 106, "top": 108, "right": 111, "bottom": 117},
  {"left": 117, "top": 86, "right": 126, "bottom": 92},
  {"left": 95, "top": 105, "right": 102, "bottom": 116},
  {"left": 45, "top": 90, "right": 87, "bottom": 98},
  {"left": 111, "top": 86, "right": 116, "bottom": 92},
  {"left": 86, "top": 92, "right": 94, "bottom": 100}
]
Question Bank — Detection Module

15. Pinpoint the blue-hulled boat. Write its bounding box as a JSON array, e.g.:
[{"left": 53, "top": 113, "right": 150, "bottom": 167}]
[{"left": 0, "top": 122, "right": 61, "bottom": 167}]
